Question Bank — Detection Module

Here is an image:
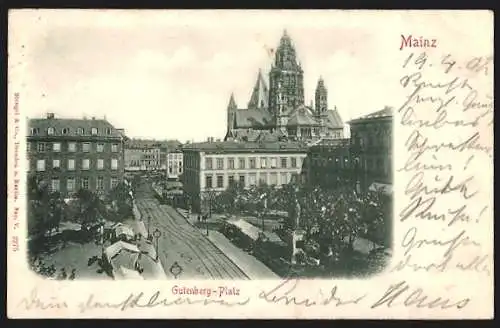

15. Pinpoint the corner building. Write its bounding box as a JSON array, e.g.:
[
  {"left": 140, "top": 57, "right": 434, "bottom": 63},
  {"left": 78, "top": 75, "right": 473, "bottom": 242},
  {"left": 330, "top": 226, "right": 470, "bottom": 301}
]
[{"left": 27, "top": 113, "right": 126, "bottom": 196}]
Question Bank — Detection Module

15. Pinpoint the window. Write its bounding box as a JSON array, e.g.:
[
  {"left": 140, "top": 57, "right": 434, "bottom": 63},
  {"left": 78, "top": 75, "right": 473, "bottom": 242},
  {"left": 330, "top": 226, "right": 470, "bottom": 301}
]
[
  {"left": 179, "top": 166, "right": 182, "bottom": 173},
  {"left": 111, "top": 159, "right": 118, "bottom": 170},
  {"left": 228, "top": 158, "right": 235, "bottom": 169},
  {"left": 169, "top": 167, "right": 173, "bottom": 174},
  {"left": 260, "top": 158, "right": 267, "bottom": 168},
  {"left": 239, "top": 175, "right": 245, "bottom": 187},
  {"left": 270, "top": 173, "right": 278, "bottom": 185},
  {"left": 68, "top": 142, "right": 76, "bottom": 152},
  {"left": 51, "top": 178, "right": 60, "bottom": 192},
  {"left": 82, "top": 143, "right": 91, "bottom": 152},
  {"left": 62, "top": 128, "right": 69, "bottom": 135},
  {"left": 82, "top": 159, "right": 90, "bottom": 170},
  {"left": 37, "top": 143, "right": 45, "bottom": 152},
  {"left": 30, "top": 128, "right": 39, "bottom": 135},
  {"left": 97, "top": 143, "right": 104, "bottom": 152},
  {"left": 27, "top": 142, "right": 31, "bottom": 153},
  {"left": 77, "top": 127, "right": 84, "bottom": 135},
  {"left": 291, "top": 157, "right": 297, "bottom": 168},
  {"left": 178, "top": 161, "right": 182, "bottom": 168},
  {"left": 216, "top": 158, "right": 224, "bottom": 170},
  {"left": 271, "top": 158, "right": 277, "bottom": 168},
  {"left": 53, "top": 142, "right": 61, "bottom": 152},
  {"left": 259, "top": 173, "right": 267, "bottom": 186},
  {"left": 52, "top": 159, "right": 60, "bottom": 169},
  {"left": 205, "top": 175, "right": 213, "bottom": 189},
  {"left": 97, "top": 176, "right": 104, "bottom": 190},
  {"left": 36, "top": 160, "right": 45, "bottom": 172},
  {"left": 228, "top": 175, "right": 235, "bottom": 186},
  {"left": 82, "top": 177, "right": 89, "bottom": 190},
  {"left": 91, "top": 128, "right": 98, "bottom": 135},
  {"left": 216, "top": 175, "right": 224, "bottom": 188},
  {"left": 205, "top": 158, "right": 213, "bottom": 170},
  {"left": 280, "top": 172, "right": 288, "bottom": 185},
  {"left": 47, "top": 127, "right": 55, "bottom": 135},
  {"left": 280, "top": 157, "right": 287, "bottom": 168},
  {"left": 67, "top": 159, "right": 75, "bottom": 170},
  {"left": 239, "top": 158, "right": 245, "bottom": 169},
  {"left": 249, "top": 157, "right": 256, "bottom": 169},
  {"left": 111, "top": 177, "right": 119, "bottom": 189},
  {"left": 67, "top": 177, "right": 75, "bottom": 191},
  {"left": 249, "top": 173, "right": 257, "bottom": 186},
  {"left": 97, "top": 159, "right": 104, "bottom": 170},
  {"left": 111, "top": 144, "right": 118, "bottom": 152}
]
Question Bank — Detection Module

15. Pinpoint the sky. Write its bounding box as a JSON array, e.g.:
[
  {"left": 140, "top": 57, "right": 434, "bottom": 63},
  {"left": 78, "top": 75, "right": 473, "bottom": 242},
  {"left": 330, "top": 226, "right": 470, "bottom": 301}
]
[{"left": 9, "top": 10, "right": 493, "bottom": 143}]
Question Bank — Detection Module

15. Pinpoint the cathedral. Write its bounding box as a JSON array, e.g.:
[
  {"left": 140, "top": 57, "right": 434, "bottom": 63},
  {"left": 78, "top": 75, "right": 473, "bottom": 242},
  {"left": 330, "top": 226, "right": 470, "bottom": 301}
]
[{"left": 225, "top": 30, "right": 344, "bottom": 143}]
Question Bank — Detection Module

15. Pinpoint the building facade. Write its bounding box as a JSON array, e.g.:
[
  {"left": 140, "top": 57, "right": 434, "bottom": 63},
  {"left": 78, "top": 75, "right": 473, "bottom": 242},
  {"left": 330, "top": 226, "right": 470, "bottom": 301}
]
[
  {"left": 348, "top": 106, "right": 393, "bottom": 191},
  {"left": 225, "top": 30, "right": 344, "bottom": 143},
  {"left": 305, "top": 138, "right": 356, "bottom": 189},
  {"left": 167, "top": 150, "right": 183, "bottom": 179},
  {"left": 124, "top": 139, "right": 162, "bottom": 171},
  {"left": 27, "top": 113, "right": 126, "bottom": 196},
  {"left": 182, "top": 140, "right": 308, "bottom": 213}
]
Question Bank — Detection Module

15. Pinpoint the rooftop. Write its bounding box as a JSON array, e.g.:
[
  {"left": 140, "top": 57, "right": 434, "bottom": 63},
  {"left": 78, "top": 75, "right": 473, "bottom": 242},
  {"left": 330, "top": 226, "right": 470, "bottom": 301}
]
[
  {"left": 348, "top": 106, "right": 394, "bottom": 124},
  {"left": 28, "top": 113, "right": 124, "bottom": 138},
  {"left": 182, "top": 140, "right": 309, "bottom": 153}
]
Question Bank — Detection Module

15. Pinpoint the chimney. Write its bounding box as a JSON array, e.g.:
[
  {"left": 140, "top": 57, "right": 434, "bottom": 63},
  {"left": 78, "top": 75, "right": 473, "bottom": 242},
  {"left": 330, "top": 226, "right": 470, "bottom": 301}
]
[{"left": 46, "top": 112, "right": 55, "bottom": 119}]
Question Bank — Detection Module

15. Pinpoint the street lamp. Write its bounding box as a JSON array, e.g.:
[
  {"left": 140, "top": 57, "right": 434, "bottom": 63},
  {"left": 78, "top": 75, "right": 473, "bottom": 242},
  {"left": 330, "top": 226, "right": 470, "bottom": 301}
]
[{"left": 153, "top": 228, "right": 161, "bottom": 261}]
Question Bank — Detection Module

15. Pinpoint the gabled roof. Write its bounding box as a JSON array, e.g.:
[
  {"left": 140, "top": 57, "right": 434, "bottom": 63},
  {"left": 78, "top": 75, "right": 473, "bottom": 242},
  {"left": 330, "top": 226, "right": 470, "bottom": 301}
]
[
  {"left": 287, "top": 106, "right": 318, "bottom": 126},
  {"left": 28, "top": 117, "right": 123, "bottom": 138},
  {"left": 234, "top": 109, "right": 274, "bottom": 129},
  {"left": 325, "top": 109, "right": 344, "bottom": 129}
]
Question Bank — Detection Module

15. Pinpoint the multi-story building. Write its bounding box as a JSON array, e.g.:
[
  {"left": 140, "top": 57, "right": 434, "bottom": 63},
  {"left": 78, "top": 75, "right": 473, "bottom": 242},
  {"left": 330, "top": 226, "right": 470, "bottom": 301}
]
[
  {"left": 124, "top": 139, "right": 161, "bottom": 171},
  {"left": 167, "top": 149, "right": 183, "bottom": 180},
  {"left": 348, "top": 106, "right": 393, "bottom": 191},
  {"left": 27, "top": 113, "right": 126, "bottom": 196},
  {"left": 182, "top": 140, "right": 308, "bottom": 213},
  {"left": 304, "top": 138, "right": 355, "bottom": 189}
]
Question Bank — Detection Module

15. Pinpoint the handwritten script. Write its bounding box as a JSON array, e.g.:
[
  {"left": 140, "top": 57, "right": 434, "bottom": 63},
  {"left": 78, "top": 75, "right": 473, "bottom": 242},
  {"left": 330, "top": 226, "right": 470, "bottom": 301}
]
[{"left": 394, "top": 51, "right": 493, "bottom": 276}]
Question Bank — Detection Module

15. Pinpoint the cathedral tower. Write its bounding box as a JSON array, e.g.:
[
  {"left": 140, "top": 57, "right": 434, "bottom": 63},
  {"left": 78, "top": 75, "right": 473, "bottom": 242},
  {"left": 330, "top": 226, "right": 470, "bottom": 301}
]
[
  {"left": 315, "top": 77, "right": 328, "bottom": 114},
  {"left": 268, "top": 30, "right": 305, "bottom": 120}
]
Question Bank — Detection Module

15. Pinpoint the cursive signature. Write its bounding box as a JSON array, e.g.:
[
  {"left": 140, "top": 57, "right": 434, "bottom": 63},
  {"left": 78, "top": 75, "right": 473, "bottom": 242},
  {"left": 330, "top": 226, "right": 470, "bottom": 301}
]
[
  {"left": 371, "top": 281, "right": 470, "bottom": 309},
  {"left": 259, "top": 277, "right": 366, "bottom": 307}
]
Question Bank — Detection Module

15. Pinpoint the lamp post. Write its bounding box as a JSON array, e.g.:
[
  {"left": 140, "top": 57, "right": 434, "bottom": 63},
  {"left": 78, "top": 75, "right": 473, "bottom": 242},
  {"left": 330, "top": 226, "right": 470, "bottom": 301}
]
[{"left": 153, "top": 228, "right": 161, "bottom": 261}]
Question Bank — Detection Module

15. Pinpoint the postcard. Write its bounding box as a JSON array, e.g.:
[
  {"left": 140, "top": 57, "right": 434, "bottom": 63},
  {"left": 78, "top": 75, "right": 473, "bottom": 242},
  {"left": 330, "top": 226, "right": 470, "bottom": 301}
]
[{"left": 7, "top": 9, "right": 494, "bottom": 319}]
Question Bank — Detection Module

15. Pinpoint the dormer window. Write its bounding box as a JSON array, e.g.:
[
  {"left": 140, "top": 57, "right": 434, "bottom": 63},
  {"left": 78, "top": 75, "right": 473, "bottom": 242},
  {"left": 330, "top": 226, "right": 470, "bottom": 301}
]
[
  {"left": 62, "top": 128, "right": 69, "bottom": 135},
  {"left": 105, "top": 128, "right": 112, "bottom": 135},
  {"left": 47, "top": 127, "right": 55, "bottom": 135},
  {"left": 77, "top": 127, "right": 84, "bottom": 135},
  {"left": 30, "top": 128, "right": 39, "bottom": 135},
  {"left": 91, "top": 128, "right": 98, "bottom": 136}
]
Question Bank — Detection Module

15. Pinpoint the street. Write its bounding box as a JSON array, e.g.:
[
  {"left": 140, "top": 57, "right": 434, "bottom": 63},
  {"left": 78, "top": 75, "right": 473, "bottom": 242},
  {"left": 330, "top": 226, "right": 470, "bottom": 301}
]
[{"left": 134, "top": 181, "right": 249, "bottom": 280}]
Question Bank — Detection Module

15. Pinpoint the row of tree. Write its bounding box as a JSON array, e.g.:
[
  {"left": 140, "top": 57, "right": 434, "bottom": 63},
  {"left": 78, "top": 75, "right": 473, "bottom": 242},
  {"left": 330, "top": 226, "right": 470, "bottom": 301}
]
[
  {"left": 27, "top": 175, "right": 134, "bottom": 241},
  {"left": 208, "top": 181, "right": 391, "bottom": 256}
]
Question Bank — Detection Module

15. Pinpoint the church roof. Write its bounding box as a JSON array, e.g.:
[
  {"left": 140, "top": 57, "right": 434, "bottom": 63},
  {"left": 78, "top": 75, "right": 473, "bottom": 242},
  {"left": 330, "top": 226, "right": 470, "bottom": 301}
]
[
  {"left": 234, "top": 108, "right": 274, "bottom": 129},
  {"left": 325, "top": 109, "right": 344, "bottom": 129},
  {"left": 287, "top": 106, "right": 318, "bottom": 126},
  {"left": 248, "top": 69, "right": 269, "bottom": 109}
]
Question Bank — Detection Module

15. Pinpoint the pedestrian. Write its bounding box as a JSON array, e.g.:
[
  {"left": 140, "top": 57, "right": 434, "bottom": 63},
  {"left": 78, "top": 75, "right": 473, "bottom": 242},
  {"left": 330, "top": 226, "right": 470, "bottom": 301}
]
[
  {"left": 69, "top": 269, "right": 76, "bottom": 280},
  {"left": 197, "top": 215, "right": 201, "bottom": 223}
]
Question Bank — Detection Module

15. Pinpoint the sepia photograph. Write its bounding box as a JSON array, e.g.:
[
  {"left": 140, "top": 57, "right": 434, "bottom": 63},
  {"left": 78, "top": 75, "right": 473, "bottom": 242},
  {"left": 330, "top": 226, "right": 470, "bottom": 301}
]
[
  {"left": 25, "top": 23, "right": 393, "bottom": 281},
  {"left": 8, "top": 10, "right": 493, "bottom": 319}
]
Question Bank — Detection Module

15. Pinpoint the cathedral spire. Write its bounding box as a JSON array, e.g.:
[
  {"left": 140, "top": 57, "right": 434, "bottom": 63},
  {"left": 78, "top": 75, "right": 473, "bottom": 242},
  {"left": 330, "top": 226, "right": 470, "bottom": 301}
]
[
  {"left": 248, "top": 69, "right": 269, "bottom": 109},
  {"left": 228, "top": 92, "right": 237, "bottom": 110},
  {"left": 315, "top": 76, "right": 328, "bottom": 115}
]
